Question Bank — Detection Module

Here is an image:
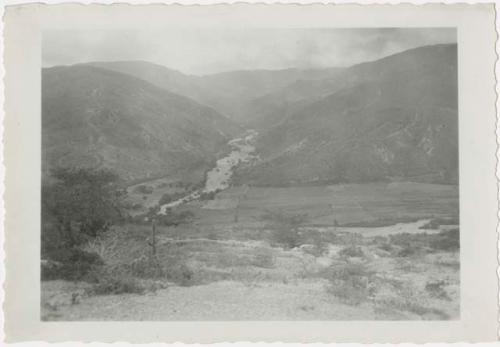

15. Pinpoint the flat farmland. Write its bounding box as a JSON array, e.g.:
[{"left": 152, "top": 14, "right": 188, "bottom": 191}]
[{"left": 194, "top": 182, "right": 459, "bottom": 227}]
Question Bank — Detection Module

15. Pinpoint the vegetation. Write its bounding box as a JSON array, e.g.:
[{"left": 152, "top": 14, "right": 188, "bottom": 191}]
[
  {"left": 389, "top": 229, "right": 460, "bottom": 254},
  {"left": 261, "top": 211, "right": 308, "bottom": 249},
  {"left": 133, "top": 184, "right": 154, "bottom": 194},
  {"left": 41, "top": 248, "right": 104, "bottom": 281},
  {"left": 157, "top": 210, "right": 195, "bottom": 227},
  {"left": 42, "top": 167, "right": 126, "bottom": 248},
  {"left": 325, "top": 263, "right": 376, "bottom": 306},
  {"left": 159, "top": 191, "right": 186, "bottom": 205},
  {"left": 41, "top": 167, "right": 126, "bottom": 280},
  {"left": 86, "top": 268, "right": 147, "bottom": 295},
  {"left": 199, "top": 190, "right": 219, "bottom": 201},
  {"left": 41, "top": 182, "right": 459, "bottom": 320}
]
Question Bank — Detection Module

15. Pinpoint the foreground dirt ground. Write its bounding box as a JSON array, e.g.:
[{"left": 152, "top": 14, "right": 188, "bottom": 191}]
[
  {"left": 42, "top": 232, "right": 459, "bottom": 321},
  {"left": 42, "top": 279, "right": 436, "bottom": 321}
]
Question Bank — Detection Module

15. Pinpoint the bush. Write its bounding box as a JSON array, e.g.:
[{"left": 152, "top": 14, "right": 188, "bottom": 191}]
[
  {"left": 157, "top": 182, "right": 168, "bottom": 189},
  {"left": 302, "top": 232, "right": 330, "bottom": 257},
  {"left": 157, "top": 210, "right": 194, "bottom": 226},
  {"left": 262, "top": 211, "right": 307, "bottom": 249},
  {"left": 338, "top": 245, "right": 364, "bottom": 258},
  {"left": 389, "top": 229, "right": 460, "bottom": 254},
  {"left": 378, "top": 243, "right": 393, "bottom": 252},
  {"left": 375, "top": 284, "right": 449, "bottom": 319},
  {"left": 431, "top": 229, "right": 459, "bottom": 252},
  {"left": 251, "top": 248, "right": 276, "bottom": 268},
  {"left": 199, "top": 191, "right": 218, "bottom": 201},
  {"left": 134, "top": 185, "right": 154, "bottom": 194},
  {"left": 42, "top": 167, "right": 125, "bottom": 246},
  {"left": 397, "top": 245, "right": 419, "bottom": 257},
  {"left": 165, "top": 263, "right": 195, "bottom": 286},
  {"left": 159, "top": 191, "right": 186, "bottom": 205},
  {"left": 272, "top": 226, "right": 302, "bottom": 249},
  {"left": 425, "top": 280, "right": 451, "bottom": 300},
  {"left": 129, "top": 255, "right": 164, "bottom": 279},
  {"left": 325, "top": 263, "right": 376, "bottom": 306},
  {"left": 41, "top": 248, "right": 103, "bottom": 281}
]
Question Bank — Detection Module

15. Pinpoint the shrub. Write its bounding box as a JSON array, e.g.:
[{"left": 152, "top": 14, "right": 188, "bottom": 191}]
[
  {"left": 159, "top": 191, "right": 186, "bottom": 205},
  {"left": 425, "top": 280, "right": 451, "bottom": 300},
  {"left": 165, "top": 263, "right": 194, "bottom": 286},
  {"left": 272, "top": 226, "right": 302, "bottom": 249},
  {"left": 375, "top": 284, "right": 449, "bottom": 319},
  {"left": 325, "top": 263, "right": 376, "bottom": 306},
  {"left": 430, "top": 229, "right": 459, "bottom": 252},
  {"left": 42, "top": 167, "right": 125, "bottom": 246},
  {"left": 41, "top": 248, "right": 103, "bottom": 281},
  {"left": 251, "top": 248, "right": 276, "bottom": 268},
  {"left": 378, "top": 243, "right": 393, "bottom": 252},
  {"left": 262, "top": 211, "right": 307, "bottom": 249},
  {"left": 328, "top": 281, "right": 371, "bottom": 306},
  {"left": 302, "top": 232, "right": 330, "bottom": 257},
  {"left": 157, "top": 210, "right": 194, "bottom": 227},
  {"left": 338, "top": 245, "right": 364, "bottom": 258},
  {"left": 134, "top": 185, "right": 154, "bottom": 194},
  {"left": 389, "top": 229, "right": 460, "bottom": 254},
  {"left": 397, "top": 245, "right": 418, "bottom": 257},
  {"left": 199, "top": 191, "right": 218, "bottom": 201},
  {"left": 157, "top": 182, "right": 168, "bottom": 189},
  {"left": 129, "top": 255, "right": 164, "bottom": 279}
]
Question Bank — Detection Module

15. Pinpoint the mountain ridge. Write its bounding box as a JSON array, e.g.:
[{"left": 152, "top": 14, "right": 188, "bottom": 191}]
[
  {"left": 235, "top": 43, "right": 458, "bottom": 185},
  {"left": 42, "top": 65, "right": 241, "bottom": 182}
]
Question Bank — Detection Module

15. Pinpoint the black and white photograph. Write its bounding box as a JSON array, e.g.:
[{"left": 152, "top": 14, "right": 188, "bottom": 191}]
[{"left": 38, "top": 27, "right": 461, "bottom": 321}]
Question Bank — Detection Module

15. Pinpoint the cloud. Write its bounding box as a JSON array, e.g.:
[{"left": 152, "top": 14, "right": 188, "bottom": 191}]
[{"left": 43, "top": 28, "right": 456, "bottom": 75}]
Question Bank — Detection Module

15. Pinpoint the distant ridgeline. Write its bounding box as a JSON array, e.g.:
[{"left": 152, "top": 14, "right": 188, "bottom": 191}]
[{"left": 43, "top": 44, "right": 457, "bottom": 185}]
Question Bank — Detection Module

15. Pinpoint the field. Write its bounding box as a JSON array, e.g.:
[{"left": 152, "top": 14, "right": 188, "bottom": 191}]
[{"left": 41, "top": 182, "right": 459, "bottom": 321}]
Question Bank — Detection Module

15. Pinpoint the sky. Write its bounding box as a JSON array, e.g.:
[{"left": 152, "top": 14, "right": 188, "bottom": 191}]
[{"left": 43, "top": 28, "right": 456, "bottom": 75}]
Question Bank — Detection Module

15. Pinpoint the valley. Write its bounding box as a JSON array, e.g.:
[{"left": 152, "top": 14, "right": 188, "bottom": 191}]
[{"left": 41, "top": 43, "right": 460, "bottom": 321}]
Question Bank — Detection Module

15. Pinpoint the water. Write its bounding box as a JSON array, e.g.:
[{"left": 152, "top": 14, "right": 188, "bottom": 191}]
[{"left": 159, "top": 130, "right": 258, "bottom": 214}]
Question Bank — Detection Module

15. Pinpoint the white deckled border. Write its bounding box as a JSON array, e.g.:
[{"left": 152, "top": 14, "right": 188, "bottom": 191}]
[{"left": 1, "top": 1, "right": 498, "bottom": 343}]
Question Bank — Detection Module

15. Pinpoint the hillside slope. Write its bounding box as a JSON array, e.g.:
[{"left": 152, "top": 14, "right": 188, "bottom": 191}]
[
  {"left": 42, "top": 65, "right": 240, "bottom": 181},
  {"left": 86, "top": 61, "right": 343, "bottom": 125},
  {"left": 237, "top": 44, "right": 458, "bottom": 185}
]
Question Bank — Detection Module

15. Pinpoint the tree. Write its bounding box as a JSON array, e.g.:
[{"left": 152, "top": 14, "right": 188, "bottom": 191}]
[{"left": 42, "top": 167, "right": 126, "bottom": 248}]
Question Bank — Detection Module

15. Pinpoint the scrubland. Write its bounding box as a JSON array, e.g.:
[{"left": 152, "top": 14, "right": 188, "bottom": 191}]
[{"left": 41, "top": 182, "right": 459, "bottom": 320}]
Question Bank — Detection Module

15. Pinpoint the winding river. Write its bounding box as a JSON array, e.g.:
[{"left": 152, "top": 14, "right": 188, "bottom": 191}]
[{"left": 159, "top": 130, "right": 258, "bottom": 214}]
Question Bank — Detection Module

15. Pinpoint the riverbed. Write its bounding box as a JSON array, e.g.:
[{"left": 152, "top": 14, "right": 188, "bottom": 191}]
[{"left": 159, "top": 130, "right": 258, "bottom": 213}]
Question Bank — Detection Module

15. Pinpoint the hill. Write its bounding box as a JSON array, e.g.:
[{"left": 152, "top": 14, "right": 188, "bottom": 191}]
[
  {"left": 236, "top": 44, "right": 458, "bottom": 185},
  {"left": 42, "top": 65, "right": 241, "bottom": 182},
  {"left": 86, "top": 61, "right": 343, "bottom": 125}
]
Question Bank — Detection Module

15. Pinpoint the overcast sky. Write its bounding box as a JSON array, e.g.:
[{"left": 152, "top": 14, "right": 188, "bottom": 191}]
[{"left": 43, "top": 28, "right": 456, "bottom": 75}]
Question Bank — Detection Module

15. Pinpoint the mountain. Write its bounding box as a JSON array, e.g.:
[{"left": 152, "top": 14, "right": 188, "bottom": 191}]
[
  {"left": 42, "top": 65, "right": 241, "bottom": 182},
  {"left": 196, "top": 68, "right": 344, "bottom": 124},
  {"left": 236, "top": 44, "right": 458, "bottom": 186},
  {"left": 85, "top": 61, "right": 343, "bottom": 125}
]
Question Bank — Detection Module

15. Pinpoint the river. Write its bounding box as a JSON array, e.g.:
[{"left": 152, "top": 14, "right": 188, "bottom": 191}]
[{"left": 159, "top": 130, "right": 258, "bottom": 214}]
